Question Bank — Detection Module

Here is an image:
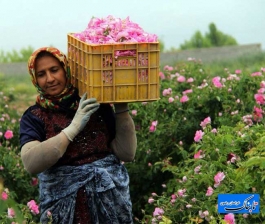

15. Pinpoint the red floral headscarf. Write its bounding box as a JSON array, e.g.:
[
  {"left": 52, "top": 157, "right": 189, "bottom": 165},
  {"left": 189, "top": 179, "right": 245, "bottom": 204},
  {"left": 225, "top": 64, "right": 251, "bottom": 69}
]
[{"left": 28, "top": 47, "right": 79, "bottom": 110}]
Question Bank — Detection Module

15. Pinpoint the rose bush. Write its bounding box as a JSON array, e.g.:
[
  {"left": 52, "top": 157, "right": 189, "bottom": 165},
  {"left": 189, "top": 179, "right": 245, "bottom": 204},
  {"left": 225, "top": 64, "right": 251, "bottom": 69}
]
[
  {"left": 0, "top": 77, "right": 40, "bottom": 223},
  {"left": 126, "top": 58, "right": 265, "bottom": 223}
]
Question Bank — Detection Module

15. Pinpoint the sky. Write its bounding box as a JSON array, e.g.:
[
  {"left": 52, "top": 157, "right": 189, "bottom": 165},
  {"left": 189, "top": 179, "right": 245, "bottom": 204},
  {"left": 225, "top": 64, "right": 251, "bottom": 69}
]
[{"left": 0, "top": 0, "right": 265, "bottom": 54}]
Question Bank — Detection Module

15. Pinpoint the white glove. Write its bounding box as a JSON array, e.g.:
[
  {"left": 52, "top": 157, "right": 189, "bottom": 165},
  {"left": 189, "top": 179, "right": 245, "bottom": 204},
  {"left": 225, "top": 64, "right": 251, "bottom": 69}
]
[{"left": 62, "top": 93, "right": 100, "bottom": 141}]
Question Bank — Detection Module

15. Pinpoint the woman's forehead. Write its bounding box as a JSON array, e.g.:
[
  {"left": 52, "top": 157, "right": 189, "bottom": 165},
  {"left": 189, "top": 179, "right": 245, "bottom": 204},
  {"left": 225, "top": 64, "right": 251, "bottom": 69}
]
[{"left": 35, "top": 55, "right": 61, "bottom": 72}]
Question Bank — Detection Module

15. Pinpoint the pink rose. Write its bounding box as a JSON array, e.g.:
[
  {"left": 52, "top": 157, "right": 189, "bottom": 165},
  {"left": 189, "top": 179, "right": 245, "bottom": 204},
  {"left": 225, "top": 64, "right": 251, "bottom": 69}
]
[
  {"left": 153, "top": 207, "right": 164, "bottom": 217},
  {"left": 187, "top": 77, "right": 194, "bottom": 83},
  {"left": 131, "top": 110, "right": 137, "bottom": 116},
  {"left": 182, "top": 89, "right": 193, "bottom": 95},
  {"left": 171, "top": 194, "right": 177, "bottom": 199},
  {"left": 27, "top": 200, "right": 39, "bottom": 215},
  {"left": 168, "top": 97, "right": 174, "bottom": 103},
  {"left": 162, "top": 88, "right": 172, "bottom": 96},
  {"left": 260, "top": 81, "right": 265, "bottom": 88},
  {"left": 200, "top": 117, "right": 211, "bottom": 128},
  {"left": 194, "top": 130, "right": 204, "bottom": 142},
  {"left": 148, "top": 198, "right": 155, "bottom": 204},
  {"left": 251, "top": 71, "right": 262, "bottom": 76},
  {"left": 4, "top": 130, "right": 13, "bottom": 139},
  {"left": 211, "top": 128, "right": 217, "bottom": 133},
  {"left": 180, "top": 95, "right": 189, "bottom": 103},
  {"left": 159, "top": 72, "right": 165, "bottom": 80},
  {"left": 8, "top": 208, "right": 15, "bottom": 218},
  {"left": 206, "top": 186, "right": 214, "bottom": 196},
  {"left": 177, "top": 76, "right": 186, "bottom": 82},
  {"left": 254, "top": 93, "right": 265, "bottom": 105},
  {"left": 235, "top": 69, "right": 241, "bottom": 74},
  {"left": 194, "top": 150, "right": 204, "bottom": 159},
  {"left": 1, "top": 191, "right": 8, "bottom": 200},
  {"left": 163, "top": 65, "right": 173, "bottom": 71},
  {"left": 212, "top": 76, "right": 223, "bottom": 88},
  {"left": 194, "top": 165, "right": 202, "bottom": 174},
  {"left": 177, "top": 189, "right": 186, "bottom": 197},
  {"left": 214, "top": 172, "right": 225, "bottom": 187},
  {"left": 224, "top": 213, "right": 235, "bottom": 224}
]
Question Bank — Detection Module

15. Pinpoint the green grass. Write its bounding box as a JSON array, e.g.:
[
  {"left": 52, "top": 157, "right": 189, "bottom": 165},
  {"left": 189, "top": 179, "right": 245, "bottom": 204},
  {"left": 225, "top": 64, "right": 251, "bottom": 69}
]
[
  {"left": 203, "top": 51, "right": 265, "bottom": 75},
  {"left": 0, "top": 73, "right": 35, "bottom": 95},
  {"left": 0, "top": 73, "right": 36, "bottom": 115}
]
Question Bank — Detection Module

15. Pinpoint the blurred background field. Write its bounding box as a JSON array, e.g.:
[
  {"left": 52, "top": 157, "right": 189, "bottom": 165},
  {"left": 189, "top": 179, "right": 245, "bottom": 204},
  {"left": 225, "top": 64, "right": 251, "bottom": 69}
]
[
  {"left": 1, "top": 50, "right": 265, "bottom": 113},
  {"left": 0, "top": 72, "right": 36, "bottom": 115}
]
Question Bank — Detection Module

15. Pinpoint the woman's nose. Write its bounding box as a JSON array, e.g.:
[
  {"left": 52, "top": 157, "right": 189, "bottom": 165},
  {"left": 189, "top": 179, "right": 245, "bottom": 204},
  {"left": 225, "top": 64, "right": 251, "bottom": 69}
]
[{"left": 46, "top": 72, "right": 55, "bottom": 82}]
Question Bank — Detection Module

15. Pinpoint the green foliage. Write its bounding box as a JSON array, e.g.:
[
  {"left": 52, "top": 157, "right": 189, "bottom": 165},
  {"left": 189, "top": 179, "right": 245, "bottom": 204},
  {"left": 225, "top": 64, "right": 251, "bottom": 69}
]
[
  {"left": 181, "top": 31, "right": 212, "bottom": 50},
  {"left": 204, "top": 51, "right": 265, "bottom": 75},
  {"left": 0, "top": 46, "right": 34, "bottom": 63},
  {"left": 126, "top": 58, "right": 265, "bottom": 223},
  {"left": 206, "top": 23, "right": 238, "bottom": 47},
  {"left": 140, "top": 123, "right": 265, "bottom": 223},
  {"left": 0, "top": 83, "right": 39, "bottom": 223},
  {"left": 180, "top": 23, "right": 238, "bottom": 50}
]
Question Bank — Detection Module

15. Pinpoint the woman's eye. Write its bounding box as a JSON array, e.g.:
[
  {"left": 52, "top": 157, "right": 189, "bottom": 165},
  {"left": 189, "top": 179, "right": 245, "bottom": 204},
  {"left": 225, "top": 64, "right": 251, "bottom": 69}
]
[
  {"left": 51, "top": 68, "right": 59, "bottom": 73},
  {"left": 36, "top": 73, "right": 44, "bottom": 77}
]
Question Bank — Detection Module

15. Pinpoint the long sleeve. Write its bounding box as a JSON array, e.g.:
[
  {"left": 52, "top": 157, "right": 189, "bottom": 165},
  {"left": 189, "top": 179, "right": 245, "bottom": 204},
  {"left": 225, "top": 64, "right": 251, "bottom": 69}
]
[
  {"left": 21, "top": 132, "right": 70, "bottom": 174},
  {"left": 110, "top": 105, "right": 137, "bottom": 162}
]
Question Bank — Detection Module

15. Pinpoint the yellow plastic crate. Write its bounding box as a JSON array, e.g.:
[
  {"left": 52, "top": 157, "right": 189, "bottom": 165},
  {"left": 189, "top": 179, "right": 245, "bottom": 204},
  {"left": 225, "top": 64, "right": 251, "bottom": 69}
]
[{"left": 67, "top": 33, "right": 160, "bottom": 103}]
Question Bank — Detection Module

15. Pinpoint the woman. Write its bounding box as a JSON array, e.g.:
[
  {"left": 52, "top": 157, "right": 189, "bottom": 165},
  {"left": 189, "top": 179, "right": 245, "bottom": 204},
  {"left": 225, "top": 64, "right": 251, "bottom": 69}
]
[{"left": 19, "top": 47, "right": 137, "bottom": 224}]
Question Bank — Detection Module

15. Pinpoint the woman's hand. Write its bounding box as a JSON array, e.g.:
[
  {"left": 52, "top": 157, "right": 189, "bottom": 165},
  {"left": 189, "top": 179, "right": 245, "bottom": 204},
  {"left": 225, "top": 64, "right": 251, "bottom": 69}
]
[{"left": 62, "top": 93, "right": 100, "bottom": 141}]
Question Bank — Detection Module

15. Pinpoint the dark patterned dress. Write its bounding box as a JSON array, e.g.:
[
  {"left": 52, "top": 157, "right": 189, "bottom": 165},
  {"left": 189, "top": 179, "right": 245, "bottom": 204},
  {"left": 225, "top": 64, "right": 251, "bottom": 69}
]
[{"left": 20, "top": 104, "right": 133, "bottom": 224}]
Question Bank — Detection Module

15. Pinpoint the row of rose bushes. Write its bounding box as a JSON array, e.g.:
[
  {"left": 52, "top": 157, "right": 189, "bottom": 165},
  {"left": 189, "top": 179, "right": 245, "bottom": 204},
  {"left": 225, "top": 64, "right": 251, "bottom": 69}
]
[
  {"left": 0, "top": 56, "right": 265, "bottom": 223},
  {"left": 0, "top": 79, "right": 40, "bottom": 223},
  {"left": 127, "top": 59, "right": 265, "bottom": 223}
]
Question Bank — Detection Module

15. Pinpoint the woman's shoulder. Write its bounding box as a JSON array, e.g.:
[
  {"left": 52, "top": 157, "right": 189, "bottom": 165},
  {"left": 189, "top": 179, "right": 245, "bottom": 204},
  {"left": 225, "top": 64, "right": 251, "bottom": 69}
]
[{"left": 21, "top": 104, "right": 39, "bottom": 116}]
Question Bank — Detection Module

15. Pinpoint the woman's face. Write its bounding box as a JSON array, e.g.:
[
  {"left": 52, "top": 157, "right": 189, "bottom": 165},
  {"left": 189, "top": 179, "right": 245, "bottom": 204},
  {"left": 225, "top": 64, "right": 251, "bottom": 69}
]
[{"left": 35, "top": 55, "right": 67, "bottom": 96}]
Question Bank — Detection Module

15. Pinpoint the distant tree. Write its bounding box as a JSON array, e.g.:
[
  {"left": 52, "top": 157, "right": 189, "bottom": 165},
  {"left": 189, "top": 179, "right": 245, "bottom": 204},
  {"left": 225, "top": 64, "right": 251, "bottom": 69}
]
[
  {"left": 168, "top": 46, "right": 178, "bottom": 52},
  {"left": 206, "top": 23, "right": 237, "bottom": 47},
  {"left": 0, "top": 46, "right": 34, "bottom": 62},
  {"left": 0, "top": 50, "right": 8, "bottom": 63},
  {"left": 180, "top": 23, "right": 238, "bottom": 50},
  {"left": 180, "top": 31, "right": 211, "bottom": 50},
  {"left": 19, "top": 46, "right": 35, "bottom": 61}
]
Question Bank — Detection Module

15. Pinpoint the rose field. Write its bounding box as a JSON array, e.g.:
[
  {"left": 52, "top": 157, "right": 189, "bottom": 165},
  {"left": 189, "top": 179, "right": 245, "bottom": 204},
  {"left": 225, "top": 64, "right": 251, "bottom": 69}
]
[{"left": 1, "top": 52, "right": 265, "bottom": 223}]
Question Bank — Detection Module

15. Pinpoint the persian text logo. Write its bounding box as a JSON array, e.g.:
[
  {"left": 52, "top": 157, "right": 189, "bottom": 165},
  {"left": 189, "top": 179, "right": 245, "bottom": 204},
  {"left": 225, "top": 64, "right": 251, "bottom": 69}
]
[{"left": 218, "top": 194, "right": 259, "bottom": 214}]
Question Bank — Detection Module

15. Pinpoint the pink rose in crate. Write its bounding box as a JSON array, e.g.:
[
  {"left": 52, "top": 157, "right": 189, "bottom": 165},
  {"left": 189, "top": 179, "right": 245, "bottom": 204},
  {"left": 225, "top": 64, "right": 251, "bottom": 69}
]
[{"left": 74, "top": 15, "right": 158, "bottom": 44}]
